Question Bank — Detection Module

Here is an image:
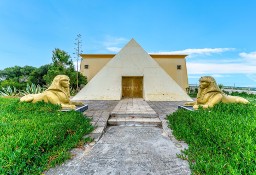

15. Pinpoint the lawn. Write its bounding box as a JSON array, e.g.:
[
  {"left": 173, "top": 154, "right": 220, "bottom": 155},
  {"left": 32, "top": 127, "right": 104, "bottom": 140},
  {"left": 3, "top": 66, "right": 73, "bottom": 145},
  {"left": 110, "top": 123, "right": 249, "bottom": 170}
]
[
  {"left": 168, "top": 93, "right": 256, "bottom": 174},
  {"left": 0, "top": 97, "right": 94, "bottom": 175}
]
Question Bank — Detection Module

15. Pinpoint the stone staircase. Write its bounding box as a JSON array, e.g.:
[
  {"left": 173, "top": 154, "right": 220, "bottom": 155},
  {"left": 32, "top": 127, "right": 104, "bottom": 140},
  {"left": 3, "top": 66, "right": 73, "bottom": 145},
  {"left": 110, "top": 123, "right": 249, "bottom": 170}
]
[{"left": 108, "top": 98, "right": 162, "bottom": 127}]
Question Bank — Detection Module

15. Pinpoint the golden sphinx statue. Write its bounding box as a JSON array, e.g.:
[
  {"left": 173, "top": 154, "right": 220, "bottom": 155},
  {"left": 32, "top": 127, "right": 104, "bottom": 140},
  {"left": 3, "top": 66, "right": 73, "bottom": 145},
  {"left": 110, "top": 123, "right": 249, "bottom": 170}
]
[
  {"left": 20, "top": 75, "right": 78, "bottom": 110},
  {"left": 185, "top": 76, "right": 249, "bottom": 110}
]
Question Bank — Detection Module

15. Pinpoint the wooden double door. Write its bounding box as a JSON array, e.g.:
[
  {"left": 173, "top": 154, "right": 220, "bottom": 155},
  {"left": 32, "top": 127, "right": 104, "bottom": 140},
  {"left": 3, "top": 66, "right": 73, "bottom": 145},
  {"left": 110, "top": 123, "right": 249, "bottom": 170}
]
[{"left": 122, "top": 76, "right": 143, "bottom": 98}]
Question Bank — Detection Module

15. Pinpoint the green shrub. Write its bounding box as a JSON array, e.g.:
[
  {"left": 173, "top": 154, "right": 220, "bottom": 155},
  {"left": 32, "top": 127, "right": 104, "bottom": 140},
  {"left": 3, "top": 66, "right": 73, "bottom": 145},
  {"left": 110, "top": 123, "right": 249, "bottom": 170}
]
[
  {"left": 20, "top": 83, "right": 45, "bottom": 96},
  {"left": 0, "top": 79, "right": 25, "bottom": 90},
  {"left": 168, "top": 103, "right": 256, "bottom": 174},
  {"left": 0, "top": 86, "right": 19, "bottom": 97},
  {"left": 0, "top": 98, "right": 94, "bottom": 175},
  {"left": 189, "top": 88, "right": 198, "bottom": 98}
]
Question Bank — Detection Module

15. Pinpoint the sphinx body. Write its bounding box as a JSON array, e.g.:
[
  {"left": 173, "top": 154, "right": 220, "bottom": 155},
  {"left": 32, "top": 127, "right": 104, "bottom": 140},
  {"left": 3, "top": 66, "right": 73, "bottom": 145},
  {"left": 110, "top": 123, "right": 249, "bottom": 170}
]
[
  {"left": 20, "top": 75, "right": 77, "bottom": 110},
  {"left": 185, "top": 76, "right": 249, "bottom": 110}
]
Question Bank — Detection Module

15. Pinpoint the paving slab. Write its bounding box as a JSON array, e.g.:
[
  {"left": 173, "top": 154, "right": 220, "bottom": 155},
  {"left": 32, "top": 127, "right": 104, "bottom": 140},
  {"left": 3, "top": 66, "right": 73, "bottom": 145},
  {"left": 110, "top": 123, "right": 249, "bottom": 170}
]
[
  {"left": 82, "top": 100, "right": 119, "bottom": 140},
  {"left": 109, "top": 99, "right": 160, "bottom": 126},
  {"left": 111, "top": 98, "right": 157, "bottom": 117},
  {"left": 46, "top": 126, "right": 190, "bottom": 175}
]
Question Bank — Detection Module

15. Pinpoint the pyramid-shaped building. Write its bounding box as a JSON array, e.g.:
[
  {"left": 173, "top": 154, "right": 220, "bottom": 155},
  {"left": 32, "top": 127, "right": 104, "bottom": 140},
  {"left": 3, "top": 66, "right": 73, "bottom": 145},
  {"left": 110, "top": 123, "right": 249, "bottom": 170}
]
[{"left": 73, "top": 39, "right": 192, "bottom": 101}]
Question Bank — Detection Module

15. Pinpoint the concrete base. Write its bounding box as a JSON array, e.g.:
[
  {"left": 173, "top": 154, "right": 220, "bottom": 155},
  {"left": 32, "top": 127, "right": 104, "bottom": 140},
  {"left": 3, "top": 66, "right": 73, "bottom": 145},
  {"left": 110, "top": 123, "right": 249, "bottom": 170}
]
[
  {"left": 61, "top": 104, "right": 88, "bottom": 112},
  {"left": 178, "top": 105, "right": 194, "bottom": 111}
]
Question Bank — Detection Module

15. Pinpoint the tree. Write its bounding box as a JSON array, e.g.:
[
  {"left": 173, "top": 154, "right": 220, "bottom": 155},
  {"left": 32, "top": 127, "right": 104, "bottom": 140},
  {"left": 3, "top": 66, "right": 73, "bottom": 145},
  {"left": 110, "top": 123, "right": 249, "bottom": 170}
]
[
  {"left": 218, "top": 84, "right": 224, "bottom": 90},
  {"left": 0, "top": 49, "right": 86, "bottom": 91},
  {"left": 0, "top": 66, "right": 37, "bottom": 89},
  {"left": 29, "top": 64, "right": 51, "bottom": 86},
  {"left": 0, "top": 66, "right": 36, "bottom": 82},
  {"left": 43, "top": 48, "right": 86, "bottom": 89}
]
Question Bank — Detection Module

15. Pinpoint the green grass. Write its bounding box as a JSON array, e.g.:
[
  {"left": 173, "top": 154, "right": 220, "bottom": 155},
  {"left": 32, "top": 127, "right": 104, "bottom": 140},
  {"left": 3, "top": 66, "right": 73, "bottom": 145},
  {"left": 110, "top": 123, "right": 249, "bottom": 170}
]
[
  {"left": 168, "top": 95, "right": 256, "bottom": 175},
  {"left": 228, "top": 91, "right": 256, "bottom": 104},
  {"left": 0, "top": 97, "right": 94, "bottom": 175}
]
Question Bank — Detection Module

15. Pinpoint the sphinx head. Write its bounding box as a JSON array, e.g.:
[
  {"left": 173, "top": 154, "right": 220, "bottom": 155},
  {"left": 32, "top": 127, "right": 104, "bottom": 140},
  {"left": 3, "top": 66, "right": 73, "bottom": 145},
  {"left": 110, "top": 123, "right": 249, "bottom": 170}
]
[
  {"left": 199, "top": 76, "right": 222, "bottom": 93},
  {"left": 47, "top": 75, "right": 71, "bottom": 97}
]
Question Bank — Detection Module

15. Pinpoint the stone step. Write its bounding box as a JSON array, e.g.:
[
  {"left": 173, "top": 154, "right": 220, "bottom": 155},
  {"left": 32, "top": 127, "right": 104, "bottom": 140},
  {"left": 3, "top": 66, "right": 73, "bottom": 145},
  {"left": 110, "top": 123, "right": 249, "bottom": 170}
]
[
  {"left": 110, "top": 112, "right": 159, "bottom": 118},
  {"left": 108, "top": 116, "right": 162, "bottom": 127}
]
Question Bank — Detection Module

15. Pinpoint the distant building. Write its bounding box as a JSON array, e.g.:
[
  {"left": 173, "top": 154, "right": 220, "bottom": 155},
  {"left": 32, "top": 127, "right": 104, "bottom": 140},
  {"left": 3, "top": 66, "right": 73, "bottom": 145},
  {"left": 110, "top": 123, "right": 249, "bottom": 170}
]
[{"left": 74, "top": 39, "right": 191, "bottom": 101}]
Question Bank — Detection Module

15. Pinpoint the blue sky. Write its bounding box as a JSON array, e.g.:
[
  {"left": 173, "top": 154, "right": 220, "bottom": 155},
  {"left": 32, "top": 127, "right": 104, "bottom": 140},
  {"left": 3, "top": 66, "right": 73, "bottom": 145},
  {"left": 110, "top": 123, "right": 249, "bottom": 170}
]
[{"left": 1, "top": 0, "right": 256, "bottom": 87}]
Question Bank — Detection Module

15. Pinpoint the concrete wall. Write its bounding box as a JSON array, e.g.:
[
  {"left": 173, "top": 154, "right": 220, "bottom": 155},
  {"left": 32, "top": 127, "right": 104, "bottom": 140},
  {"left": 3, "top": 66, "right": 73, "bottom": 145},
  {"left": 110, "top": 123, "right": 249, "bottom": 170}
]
[
  {"left": 153, "top": 58, "right": 189, "bottom": 91},
  {"left": 80, "top": 54, "right": 112, "bottom": 82},
  {"left": 80, "top": 54, "right": 189, "bottom": 91}
]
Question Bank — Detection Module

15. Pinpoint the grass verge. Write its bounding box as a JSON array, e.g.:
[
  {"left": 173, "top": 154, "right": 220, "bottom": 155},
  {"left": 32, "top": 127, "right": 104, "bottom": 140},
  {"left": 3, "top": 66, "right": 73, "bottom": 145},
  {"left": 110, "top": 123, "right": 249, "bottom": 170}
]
[
  {"left": 168, "top": 102, "right": 256, "bottom": 174},
  {"left": 0, "top": 97, "right": 94, "bottom": 175}
]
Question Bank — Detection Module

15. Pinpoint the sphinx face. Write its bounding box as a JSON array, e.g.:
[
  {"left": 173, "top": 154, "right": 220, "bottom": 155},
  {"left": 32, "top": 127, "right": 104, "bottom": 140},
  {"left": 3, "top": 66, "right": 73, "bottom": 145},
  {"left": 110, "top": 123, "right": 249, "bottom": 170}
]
[
  {"left": 60, "top": 79, "right": 70, "bottom": 88},
  {"left": 199, "top": 80, "right": 210, "bottom": 89}
]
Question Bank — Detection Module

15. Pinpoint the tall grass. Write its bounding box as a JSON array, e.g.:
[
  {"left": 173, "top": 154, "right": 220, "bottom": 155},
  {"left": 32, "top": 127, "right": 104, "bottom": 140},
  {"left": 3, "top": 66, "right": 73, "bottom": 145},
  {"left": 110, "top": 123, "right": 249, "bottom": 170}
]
[
  {"left": 0, "top": 98, "right": 93, "bottom": 175},
  {"left": 168, "top": 102, "right": 256, "bottom": 174}
]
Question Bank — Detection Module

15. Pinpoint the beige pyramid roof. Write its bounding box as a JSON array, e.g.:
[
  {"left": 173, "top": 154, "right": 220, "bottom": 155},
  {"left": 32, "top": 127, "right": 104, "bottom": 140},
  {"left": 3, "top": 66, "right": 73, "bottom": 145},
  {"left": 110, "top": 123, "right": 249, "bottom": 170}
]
[{"left": 72, "top": 39, "right": 192, "bottom": 101}]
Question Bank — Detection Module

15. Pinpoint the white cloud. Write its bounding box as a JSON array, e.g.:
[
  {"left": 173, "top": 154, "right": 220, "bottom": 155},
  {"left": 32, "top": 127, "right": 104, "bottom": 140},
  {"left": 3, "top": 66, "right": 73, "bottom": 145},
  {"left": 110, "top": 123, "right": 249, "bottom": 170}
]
[
  {"left": 210, "top": 74, "right": 228, "bottom": 78},
  {"left": 184, "top": 50, "right": 256, "bottom": 76},
  {"left": 187, "top": 63, "right": 256, "bottom": 74},
  {"left": 106, "top": 47, "right": 121, "bottom": 52},
  {"left": 240, "top": 51, "right": 256, "bottom": 59},
  {"left": 151, "top": 48, "right": 235, "bottom": 56},
  {"left": 102, "top": 36, "right": 128, "bottom": 53},
  {"left": 188, "top": 58, "right": 242, "bottom": 64},
  {"left": 188, "top": 75, "right": 202, "bottom": 79},
  {"left": 239, "top": 52, "right": 256, "bottom": 63},
  {"left": 189, "top": 74, "right": 228, "bottom": 79},
  {"left": 103, "top": 36, "right": 127, "bottom": 46},
  {"left": 246, "top": 74, "right": 256, "bottom": 82}
]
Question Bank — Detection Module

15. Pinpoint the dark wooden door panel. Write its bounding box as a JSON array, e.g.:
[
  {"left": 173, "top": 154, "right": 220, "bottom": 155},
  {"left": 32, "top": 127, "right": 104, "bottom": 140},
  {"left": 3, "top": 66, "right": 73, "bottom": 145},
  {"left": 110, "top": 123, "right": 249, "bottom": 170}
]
[{"left": 122, "top": 77, "right": 143, "bottom": 98}]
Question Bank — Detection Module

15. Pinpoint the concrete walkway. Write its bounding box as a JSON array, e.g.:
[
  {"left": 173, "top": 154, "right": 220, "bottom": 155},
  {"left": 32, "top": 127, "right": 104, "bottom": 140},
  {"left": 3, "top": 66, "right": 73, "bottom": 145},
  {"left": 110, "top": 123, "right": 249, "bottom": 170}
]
[{"left": 46, "top": 99, "right": 190, "bottom": 175}]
